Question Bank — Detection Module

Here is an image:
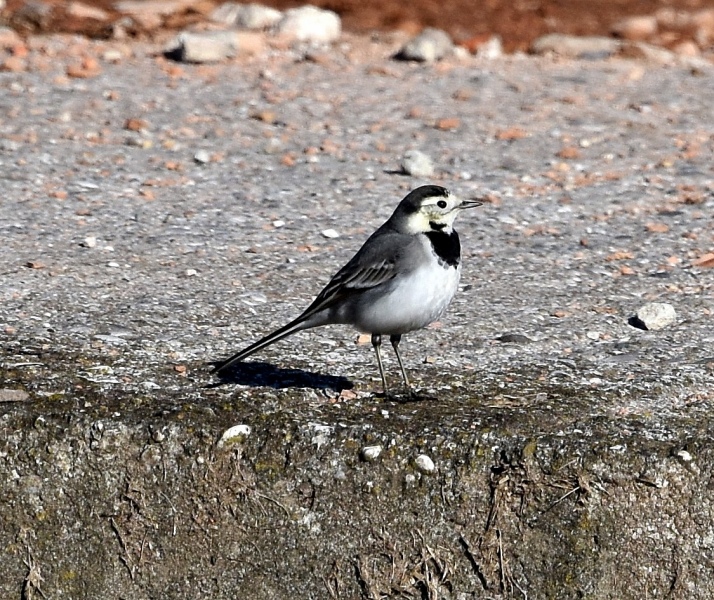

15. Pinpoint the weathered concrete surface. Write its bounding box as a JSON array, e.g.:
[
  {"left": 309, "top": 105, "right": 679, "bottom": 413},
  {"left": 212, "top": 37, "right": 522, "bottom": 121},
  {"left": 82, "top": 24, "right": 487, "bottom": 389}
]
[
  {"left": 1, "top": 35, "right": 713, "bottom": 598},
  {"left": 2, "top": 358, "right": 713, "bottom": 599}
]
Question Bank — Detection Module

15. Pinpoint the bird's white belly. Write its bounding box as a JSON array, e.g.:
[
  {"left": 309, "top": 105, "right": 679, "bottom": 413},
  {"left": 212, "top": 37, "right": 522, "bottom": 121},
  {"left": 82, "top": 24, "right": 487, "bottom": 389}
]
[{"left": 353, "top": 262, "right": 461, "bottom": 335}]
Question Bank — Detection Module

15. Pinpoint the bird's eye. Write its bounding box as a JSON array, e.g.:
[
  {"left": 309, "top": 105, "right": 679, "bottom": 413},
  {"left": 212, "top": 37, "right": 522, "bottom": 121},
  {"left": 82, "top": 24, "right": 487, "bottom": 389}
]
[{"left": 437, "top": 200, "right": 447, "bottom": 209}]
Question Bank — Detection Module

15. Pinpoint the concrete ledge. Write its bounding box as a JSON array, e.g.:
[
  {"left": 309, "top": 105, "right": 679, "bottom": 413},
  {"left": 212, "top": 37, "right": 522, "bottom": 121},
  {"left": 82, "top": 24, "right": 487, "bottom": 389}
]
[{"left": 2, "top": 360, "right": 711, "bottom": 599}]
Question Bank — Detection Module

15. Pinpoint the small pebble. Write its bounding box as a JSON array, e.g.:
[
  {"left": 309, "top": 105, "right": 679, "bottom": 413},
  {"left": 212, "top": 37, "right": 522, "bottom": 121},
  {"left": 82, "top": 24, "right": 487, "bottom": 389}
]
[
  {"left": 361, "top": 445, "right": 383, "bottom": 461},
  {"left": 235, "top": 3, "right": 282, "bottom": 29},
  {"left": 166, "top": 31, "right": 239, "bottom": 63},
  {"left": 276, "top": 6, "right": 341, "bottom": 44},
  {"left": 217, "top": 424, "right": 252, "bottom": 449},
  {"left": 530, "top": 34, "right": 622, "bottom": 59},
  {"left": 476, "top": 35, "right": 503, "bottom": 59},
  {"left": 0, "top": 389, "right": 30, "bottom": 402},
  {"left": 167, "top": 26, "right": 263, "bottom": 59},
  {"left": 322, "top": 228, "right": 339, "bottom": 239},
  {"left": 194, "top": 149, "right": 211, "bottom": 164},
  {"left": 414, "top": 454, "right": 435, "bottom": 473},
  {"left": 631, "top": 302, "right": 677, "bottom": 331},
  {"left": 401, "top": 150, "right": 434, "bottom": 178},
  {"left": 397, "top": 28, "right": 453, "bottom": 62},
  {"left": 676, "top": 450, "right": 693, "bottom": 462},
  {"left": 102, "top": 49, "right": 124, "bottom": 63}
]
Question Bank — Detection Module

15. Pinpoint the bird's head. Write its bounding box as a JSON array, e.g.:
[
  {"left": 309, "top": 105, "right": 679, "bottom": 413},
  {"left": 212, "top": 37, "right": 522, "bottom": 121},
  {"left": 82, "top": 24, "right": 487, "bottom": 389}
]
[{"left": 391, "top": 185, "right": 482, "bottom": 234}]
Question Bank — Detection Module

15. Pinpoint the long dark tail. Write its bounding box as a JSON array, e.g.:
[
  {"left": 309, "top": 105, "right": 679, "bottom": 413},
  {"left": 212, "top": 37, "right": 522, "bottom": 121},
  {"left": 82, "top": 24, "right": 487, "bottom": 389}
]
[{"left": 212, "top": 316, "right": 312, "bottom": 375}]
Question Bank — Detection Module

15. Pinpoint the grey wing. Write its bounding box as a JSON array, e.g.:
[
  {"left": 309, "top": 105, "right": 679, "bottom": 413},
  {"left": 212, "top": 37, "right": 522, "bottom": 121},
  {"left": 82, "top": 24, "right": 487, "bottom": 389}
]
[{"left": 300, "top": 230, "right": 413, "bottom": 318}]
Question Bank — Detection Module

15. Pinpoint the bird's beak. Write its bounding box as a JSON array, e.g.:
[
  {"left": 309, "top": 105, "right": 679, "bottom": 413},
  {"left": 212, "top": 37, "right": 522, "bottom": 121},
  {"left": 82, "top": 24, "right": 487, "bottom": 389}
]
[{"left": 458, "top": 197, "right": 484, "bottom": 209}]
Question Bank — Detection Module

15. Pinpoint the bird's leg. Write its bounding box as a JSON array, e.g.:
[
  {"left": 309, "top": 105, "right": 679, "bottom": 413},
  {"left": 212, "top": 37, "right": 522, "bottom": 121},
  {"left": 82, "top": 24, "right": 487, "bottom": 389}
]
[
  {"left": 390, "top": 334, "right": 412, "bottom": 394},
  {"left": 371, "top": 333, "right": 389, "bottom": 395}
]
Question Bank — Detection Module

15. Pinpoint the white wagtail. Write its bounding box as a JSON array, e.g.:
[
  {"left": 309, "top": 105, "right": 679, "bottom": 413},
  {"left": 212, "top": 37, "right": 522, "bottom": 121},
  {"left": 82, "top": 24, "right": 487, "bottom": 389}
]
[{"left": 213, "top": 185, "right": 481, "bottom": 394}]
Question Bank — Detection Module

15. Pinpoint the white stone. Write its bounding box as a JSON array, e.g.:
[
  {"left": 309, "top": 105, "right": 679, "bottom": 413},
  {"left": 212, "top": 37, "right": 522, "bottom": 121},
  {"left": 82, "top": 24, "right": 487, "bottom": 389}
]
[
  {"left": 414, "top": 454, "right": 435, "bottom": 473},
  {"left": 398, "top": 28, "right": 453, "bottom": 62},
  {"left": 211, "top": 3, "right": 282, "bottom": 29},
  {"left": 68, "top": 1, "right": 111, "bottom": 21},
  {"left": 115, "top": 0, "right": 193, "bottom": 29},
  {"left": 194, "top": 149, "right": 211, "bottom": 164},
  {"left": 167, "top": 31, "right": 239, "bottom": 63},
  {"left": 676, "top": 450, "right": 693, "bottom": 462},
  {"left": 166, "top": 31, "right": 264, "bottom": 63},
  {"left": 361, "top": 445, "right": 383, "bottom": 461},
  {"left": 236, "top": 3, "right": 282, "bottom": 29},
  {"left": 476, "top": 35, "right": 503, "bottom": 59},
  {"left": 633, "top": 302, "right": 677, "bottom": 331},
  {"left": 531, "top": 34, "right": 621, "bottom": 58},
  {"left": 401, "top": 150, "right": 434, "bottom": 178},
  {"left": 276, "top": 6, "right": 341, "bottom": 44},
  {"left": 210, "top": 2, "right": 241, "bottom": 25},
  {"left": 321, "top": 228, "right": 339, "bottom": 239},
  {"left": 217, "top": 424, "right": 251, "bottom": 449},
  {"left": 102, "top": 49, "right": 124, "bottom": 62}
]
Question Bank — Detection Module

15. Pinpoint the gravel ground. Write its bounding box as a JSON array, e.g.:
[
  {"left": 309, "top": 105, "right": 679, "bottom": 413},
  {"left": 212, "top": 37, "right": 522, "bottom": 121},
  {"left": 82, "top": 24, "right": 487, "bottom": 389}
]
[{"left": 1, "top": 34, "right": 713, "bottom": 428}]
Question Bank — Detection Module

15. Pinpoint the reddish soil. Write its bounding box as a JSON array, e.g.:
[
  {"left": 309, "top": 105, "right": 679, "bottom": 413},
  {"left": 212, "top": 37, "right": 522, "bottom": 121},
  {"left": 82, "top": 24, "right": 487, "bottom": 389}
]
[
  {"left": 282, "top": 0, "right": 714, "bottom": 51},
  {"left": 4, "top": 0, "right": 714, "bottom": 52}
]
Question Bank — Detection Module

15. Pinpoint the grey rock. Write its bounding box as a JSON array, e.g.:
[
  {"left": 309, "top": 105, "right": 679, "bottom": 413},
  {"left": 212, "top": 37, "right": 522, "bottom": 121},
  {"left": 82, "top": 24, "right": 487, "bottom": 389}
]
[
  {"left": 275, "top": 6, "right": 341, "bottom": 44},
  {"left": 211, "top": 2, "right": 282, "bottom": 30},
  {"left": 414, "top": 454, "right": 435, "bottom": 473},
  {"left": 397, "top": 28, "right": 453, "bottom": 62},
  {"left": 166, "top": 31, "right": 239, "bottom": 63},
  {"left": 115, "top": 0, "right": 193, "bottom": 29},
  {"left": 361, "top": 445, "right": 382, "bottom": 461},
  {"left": 631, "top": 303, "right": 677, "bottom": 331},
  {"left": 209, "top": 2, "right": 242, "bottom": 26},
  {"left": 235, "top": 3, "right": 282, "bottom": 30},
  {"left": 531, "top": 34, "right": 622, "bottom": 59},
  {"left": 165, "top": 31, "right": 264, "bottom": 63},
  {"left": 400, "top": 150, "right": 434, "bottom": 177},
  {"left": 0, "top": 388, "right": 29, "bottom": 402},
  {"left": 194, "top": 149, "right": 211, "bottom": 164}
]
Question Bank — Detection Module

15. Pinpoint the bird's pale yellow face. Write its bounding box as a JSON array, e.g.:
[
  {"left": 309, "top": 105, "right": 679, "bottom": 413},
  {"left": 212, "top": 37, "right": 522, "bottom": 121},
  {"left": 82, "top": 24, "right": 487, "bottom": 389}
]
[{"left": 398, "top": 188, "right": 481, "bottom": 234}]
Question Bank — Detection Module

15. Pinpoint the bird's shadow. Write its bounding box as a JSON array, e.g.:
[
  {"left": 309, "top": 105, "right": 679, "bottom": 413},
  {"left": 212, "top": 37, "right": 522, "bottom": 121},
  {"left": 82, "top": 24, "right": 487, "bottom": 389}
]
[{"left": 207, "top": 360, "right": 353, "bottom": 391}]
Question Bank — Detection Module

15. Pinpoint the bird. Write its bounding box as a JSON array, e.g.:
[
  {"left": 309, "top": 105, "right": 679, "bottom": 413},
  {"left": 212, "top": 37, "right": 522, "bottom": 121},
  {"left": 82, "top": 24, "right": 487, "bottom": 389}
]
[{"left": 213, "top": 184, "right": 481, "bottom": 395}]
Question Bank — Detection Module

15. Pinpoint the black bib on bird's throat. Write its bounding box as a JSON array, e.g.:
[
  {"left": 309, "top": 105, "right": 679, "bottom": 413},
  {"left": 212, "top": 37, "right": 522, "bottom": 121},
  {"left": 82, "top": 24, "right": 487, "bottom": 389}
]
[{"left": 425, "top": 229, "right": 461, "bottom": 267}]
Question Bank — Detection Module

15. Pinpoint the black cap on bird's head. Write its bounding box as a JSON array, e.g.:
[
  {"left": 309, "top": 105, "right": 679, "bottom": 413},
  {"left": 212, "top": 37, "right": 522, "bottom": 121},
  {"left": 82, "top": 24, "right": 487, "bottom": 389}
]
[
  {"left": 390, "top": 185, "right": 482, "bottom": 234},
  {"left": 397, "top": 185, "right": 450, "bottom": 214}
]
